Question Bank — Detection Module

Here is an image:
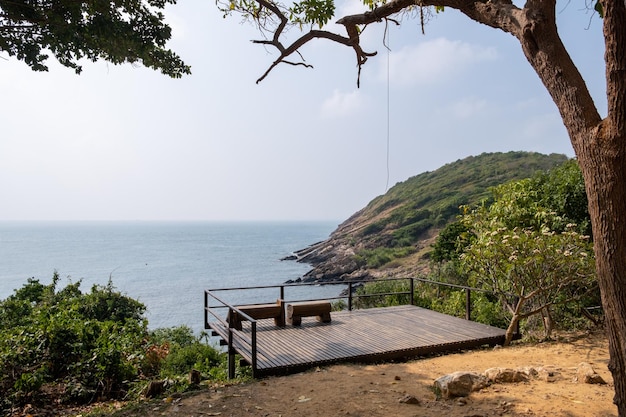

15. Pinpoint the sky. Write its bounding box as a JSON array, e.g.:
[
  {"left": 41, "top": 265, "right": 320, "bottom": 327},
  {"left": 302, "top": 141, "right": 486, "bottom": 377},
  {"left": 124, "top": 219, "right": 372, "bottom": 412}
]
[{"left": 0, "top": 0, "right": 607, "bottom": 222}]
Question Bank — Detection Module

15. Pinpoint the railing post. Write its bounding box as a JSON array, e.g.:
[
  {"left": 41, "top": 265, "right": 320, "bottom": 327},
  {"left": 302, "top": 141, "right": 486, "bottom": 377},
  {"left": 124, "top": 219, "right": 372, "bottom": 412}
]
[
  {"left": 227, "top": 313, "right": 235, "bottom": 379},
  {"left": 348, "top": 282, "right": 353, "bottom": 311},
  {"left": 280, "top": 285, "right": 285, "bottom": 301},
  {"left": 465, "top": 288, "right": 471, "bottom": 321},
  {"left": 410, "top": 279, "right": 414, "bottom": 306},
  {"left": 204, "top": 291, "right": 208, "bottom": 329},
  {"left": 251, "top": 321, "right": 258, "bottom": 378}
]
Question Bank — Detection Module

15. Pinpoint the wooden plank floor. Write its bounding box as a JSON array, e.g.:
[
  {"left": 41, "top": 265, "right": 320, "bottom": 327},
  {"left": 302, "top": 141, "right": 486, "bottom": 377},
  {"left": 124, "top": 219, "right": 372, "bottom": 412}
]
[{"left": 208, "top": 305, "right": 507, "bottom": 377}]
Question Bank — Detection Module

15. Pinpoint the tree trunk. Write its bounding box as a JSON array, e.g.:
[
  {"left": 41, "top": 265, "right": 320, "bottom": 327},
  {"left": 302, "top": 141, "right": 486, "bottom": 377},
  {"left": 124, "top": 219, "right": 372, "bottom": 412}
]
[
  {"left": 504, "top": 314, "right": 519, "bottom": 347},
  {"left": 576, "top": 1, "right": 626, "bottom": 413},
  {"left": 541, "top": 307, "right": 553, "bottom": 340},
  {"left": 504, "top": 297, "right": 524, "bottom": 346},
  {"left": 576, "top": 132, "right": 626, "bottom": 415}
]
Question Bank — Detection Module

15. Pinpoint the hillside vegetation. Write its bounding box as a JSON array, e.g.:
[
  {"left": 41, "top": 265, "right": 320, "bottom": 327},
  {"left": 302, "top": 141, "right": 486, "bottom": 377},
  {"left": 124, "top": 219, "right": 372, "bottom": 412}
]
[
  {"left": 0, "top": 275, "right": 226, "bottom": 416},
  {"left": 295, "top": 151, "right": 569, "bottom": 282}
]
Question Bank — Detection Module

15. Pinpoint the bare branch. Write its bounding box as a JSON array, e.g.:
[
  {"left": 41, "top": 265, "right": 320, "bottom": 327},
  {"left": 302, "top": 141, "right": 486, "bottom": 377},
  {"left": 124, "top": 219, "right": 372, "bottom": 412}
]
[
  {"left": 256, "top": 0, "right": 289, "bottom": 50},
  {"left": 254, "top": 28, "right": 375, "bottom": 83}
]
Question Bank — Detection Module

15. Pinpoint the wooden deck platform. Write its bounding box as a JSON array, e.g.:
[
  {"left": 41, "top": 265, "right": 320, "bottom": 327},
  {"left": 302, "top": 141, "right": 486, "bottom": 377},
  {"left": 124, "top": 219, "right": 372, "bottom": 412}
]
[{"left": 208, "top": 305, "right": 507, "bottom": 377}]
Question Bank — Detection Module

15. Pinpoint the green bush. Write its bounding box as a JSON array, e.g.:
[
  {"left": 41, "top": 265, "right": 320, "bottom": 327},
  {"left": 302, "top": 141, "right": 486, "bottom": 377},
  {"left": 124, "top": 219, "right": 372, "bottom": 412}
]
[
  {"left": 354, "top": 279, "right": 412, "bottom": 309},
  {"left": 0, "top": 274, "right": 148, "bottom": 411},
  {"left": 149, "top": 326, "right": 223, "bottom": 378},
  {"left": 0, "top": 274, "right": 226, "bottom": 414}
]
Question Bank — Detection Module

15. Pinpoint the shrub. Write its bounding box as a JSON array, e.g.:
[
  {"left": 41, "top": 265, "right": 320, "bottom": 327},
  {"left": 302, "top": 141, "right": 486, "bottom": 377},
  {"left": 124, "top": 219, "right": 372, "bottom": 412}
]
[
  {"left": 354, "top": 279, "right": 412, "bottom": 309},
  {"left": 0, "top": 274, "right": 231, "bottom": 415},
  {"left": 150, "top": 326, "right": 222, "bottom": 378},
  {"left": 0, "top": 273, "right": 150, "bottom": 411}
]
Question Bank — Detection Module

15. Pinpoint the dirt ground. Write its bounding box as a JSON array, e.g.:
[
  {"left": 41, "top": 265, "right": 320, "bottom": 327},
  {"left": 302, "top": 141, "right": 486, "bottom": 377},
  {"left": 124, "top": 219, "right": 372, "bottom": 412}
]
[{"left": 123, "top": 330, "right": 617, "bottom": 417}]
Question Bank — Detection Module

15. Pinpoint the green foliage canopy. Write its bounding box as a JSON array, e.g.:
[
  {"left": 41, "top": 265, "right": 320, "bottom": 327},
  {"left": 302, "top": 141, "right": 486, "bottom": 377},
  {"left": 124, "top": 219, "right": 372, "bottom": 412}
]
[
  {"left": 0, "top": 274, "right": 227, "bottom": 413},
  {"left": 0, "top": 274, "right": 148, "bottom": 410},
  {"left": 459, "top": 178, "right": 597, "bottom": 344},
  {"left": 432, "top": 158, "right": 591, "bottom": 264},
  {"left": 529, "top": 159, "right": 590, "bottom": 236},
  {"left": 0, "top": 0, "right": 190, "bottom": 76}
]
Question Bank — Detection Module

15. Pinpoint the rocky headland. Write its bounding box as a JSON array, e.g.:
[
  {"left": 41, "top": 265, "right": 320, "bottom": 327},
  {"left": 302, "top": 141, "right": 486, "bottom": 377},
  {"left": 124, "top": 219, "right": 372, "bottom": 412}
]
[{"left": 284, "top": 152, "right": 569, "bottom": 284}]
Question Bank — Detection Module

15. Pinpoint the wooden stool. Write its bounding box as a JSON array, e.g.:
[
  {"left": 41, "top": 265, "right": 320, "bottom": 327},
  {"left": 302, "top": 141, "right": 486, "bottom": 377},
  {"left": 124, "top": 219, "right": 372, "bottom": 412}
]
[
  {"left": 287, "top": 301, "right": 332, "bottom": 325},
  {"left": 229, "top": 299, "right": 285, "bottom": 330}
]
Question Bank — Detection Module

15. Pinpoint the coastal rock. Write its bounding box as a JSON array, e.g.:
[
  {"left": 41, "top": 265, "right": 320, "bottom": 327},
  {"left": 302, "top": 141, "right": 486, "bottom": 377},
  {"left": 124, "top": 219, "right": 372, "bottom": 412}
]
[
  {"left": 536, "top": 366, "right": 561, "bottom": 382},
  {"left": 299, "top": 242, "right": 362, "bottom": 282},
  {"left": 433, "top": 372, "right": 489, "bottom": 399},
  {"left": 290, "top": 210, "right": 437, "bottom": 284},
  {"left": 398, "top": 395, "right": 421, "bottom": 405},
  {"left": 483, "top": 367, "right": 529, "bottom": 383},
  {"left": 576, "top": 362, "right": 607, "bottom": 385}
]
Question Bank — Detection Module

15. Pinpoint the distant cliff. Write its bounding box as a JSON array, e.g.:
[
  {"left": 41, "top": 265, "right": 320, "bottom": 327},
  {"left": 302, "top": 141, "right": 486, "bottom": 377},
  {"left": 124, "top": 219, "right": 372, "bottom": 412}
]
[{"left": 290, "top": 151, "right": 569, "bottom": 283}]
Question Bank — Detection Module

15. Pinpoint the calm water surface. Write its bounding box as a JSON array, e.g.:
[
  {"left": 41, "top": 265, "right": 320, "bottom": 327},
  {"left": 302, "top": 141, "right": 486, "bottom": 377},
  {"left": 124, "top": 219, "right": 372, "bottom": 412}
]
[{"left": 0, "top": 221, "right": 341, "bottom": 333}]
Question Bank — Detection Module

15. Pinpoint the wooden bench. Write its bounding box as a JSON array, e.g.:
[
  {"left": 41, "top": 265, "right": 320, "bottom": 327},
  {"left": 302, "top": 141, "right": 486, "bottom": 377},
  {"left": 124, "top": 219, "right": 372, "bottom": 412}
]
[
  {"left": 287, "top": 301, "right": 332, "bottom": 325},
  {"left": 229, "top": 300, "right": 285, "bottom": 330}
]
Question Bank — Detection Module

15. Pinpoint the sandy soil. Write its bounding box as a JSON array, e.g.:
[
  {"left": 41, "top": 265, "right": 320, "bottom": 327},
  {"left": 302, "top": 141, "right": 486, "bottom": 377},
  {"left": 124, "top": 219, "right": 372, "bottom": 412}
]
[{"left": 132, "top": 330, "right": 617, "bottom": 417}]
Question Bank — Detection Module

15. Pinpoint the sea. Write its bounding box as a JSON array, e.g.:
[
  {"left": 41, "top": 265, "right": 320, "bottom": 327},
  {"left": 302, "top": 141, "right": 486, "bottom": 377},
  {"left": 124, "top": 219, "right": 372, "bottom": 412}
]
[{"left": 0, "top": 221, "right": 342, "bottom": 334}]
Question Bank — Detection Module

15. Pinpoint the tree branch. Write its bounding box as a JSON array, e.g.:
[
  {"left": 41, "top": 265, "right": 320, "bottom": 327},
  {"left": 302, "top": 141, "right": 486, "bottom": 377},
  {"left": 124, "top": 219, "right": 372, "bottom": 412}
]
[
  {"left": 254, "top": 29, "right": 361, "bottom": 83},
  {"left": 256, "top": 0, "right": 289, "bottom": 52}
]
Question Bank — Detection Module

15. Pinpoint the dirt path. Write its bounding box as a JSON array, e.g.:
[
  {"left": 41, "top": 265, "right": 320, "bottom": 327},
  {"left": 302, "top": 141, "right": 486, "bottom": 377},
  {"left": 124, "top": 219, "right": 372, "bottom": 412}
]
[{"left": 119, "top": 331, "right": 615, "bottom": 417}]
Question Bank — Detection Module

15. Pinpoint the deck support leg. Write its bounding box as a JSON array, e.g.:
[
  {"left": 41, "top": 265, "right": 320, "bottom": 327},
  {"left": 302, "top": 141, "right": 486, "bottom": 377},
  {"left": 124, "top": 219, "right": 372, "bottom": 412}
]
[
  {"left": 251, "top": 321, "right": 257, "bottom": 378},
  {"left": 228, "top": 349, "right": 236, "bottom": 379},
  {"left": 228, "top": 318, "right": 235, "bottom": 379},
  {"left": 348, "top": 282, "right": 353, "bottom": 311}
]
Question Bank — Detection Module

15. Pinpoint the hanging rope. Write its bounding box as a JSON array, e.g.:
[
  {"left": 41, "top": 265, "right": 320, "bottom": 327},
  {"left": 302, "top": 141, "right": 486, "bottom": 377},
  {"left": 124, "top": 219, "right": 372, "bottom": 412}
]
[{"left": 384, "top": 20, "right": 391, "bottom": 193}]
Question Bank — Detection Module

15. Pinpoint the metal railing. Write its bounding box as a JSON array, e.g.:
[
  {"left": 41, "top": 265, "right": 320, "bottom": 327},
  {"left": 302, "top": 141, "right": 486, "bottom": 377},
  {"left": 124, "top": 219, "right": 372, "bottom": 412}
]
[{"left": 204, "top": 277, "right": 492, "bottom": 378}]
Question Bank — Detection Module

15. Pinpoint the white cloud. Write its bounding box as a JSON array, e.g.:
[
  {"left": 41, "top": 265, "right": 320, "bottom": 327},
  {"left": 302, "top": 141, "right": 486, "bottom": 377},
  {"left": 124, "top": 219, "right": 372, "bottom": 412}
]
[
  {"left": 320, "top": 89, "right": 367, "bottom": 118},
  {"left": 384, "top": 37, "right": 497, "bottom": 87},
  {"left": 448, "top": 97, "right": 488, "bottom": 119}
]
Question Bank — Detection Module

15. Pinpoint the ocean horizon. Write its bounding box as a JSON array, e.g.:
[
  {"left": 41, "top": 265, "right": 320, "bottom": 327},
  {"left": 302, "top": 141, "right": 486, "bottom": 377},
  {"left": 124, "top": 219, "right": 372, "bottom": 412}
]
[{"left": 0, "top": 220, "right": 341, "bottom": 334}]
